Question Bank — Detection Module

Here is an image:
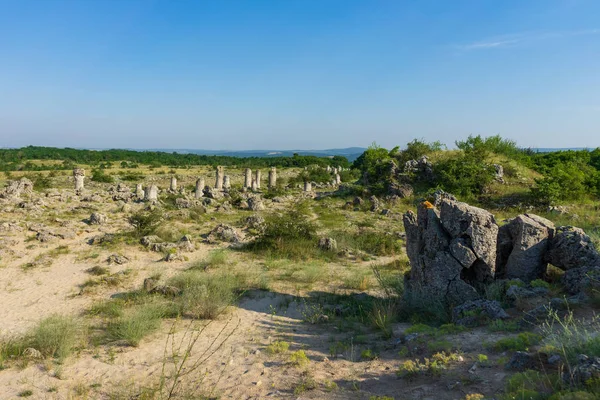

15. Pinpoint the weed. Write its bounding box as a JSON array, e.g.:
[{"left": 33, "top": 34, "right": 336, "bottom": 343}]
[
  {"left": 289, "top": 350, "right": 310, "bottom": 367},
  {"left": 17, "top": 390, "right": 33, "bottom": 397},
  {"left": 266, "top": 341, "right": 290, "bottom": 355},
  {"left": 293, "top": 375, "right": 317, "bottom": 395},
  {"left": 106, "top": 302, "right": 166, "bottom": 346},
  {"left": 361, "top": 349, "right": 378, "bottom": 360}
]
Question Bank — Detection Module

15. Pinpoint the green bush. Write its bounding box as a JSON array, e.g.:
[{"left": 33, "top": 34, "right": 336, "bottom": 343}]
[
  {"left": 493, "top": 332, "right": 542, "bottom": 352},
  {"left": 91, "top": 169, "right": 114, "bottom": 183},
  {"left": 127, "top": 210, "right": 163, "bottom": 238}
]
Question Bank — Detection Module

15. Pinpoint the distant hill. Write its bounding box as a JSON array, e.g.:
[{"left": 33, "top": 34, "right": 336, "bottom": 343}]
[{"left": 143, "top": 147, "right": 367, "bottom": 161}]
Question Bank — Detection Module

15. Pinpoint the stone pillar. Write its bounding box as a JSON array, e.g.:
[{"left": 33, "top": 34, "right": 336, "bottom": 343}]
[
  {"left": 326, "top": 166, "right": 331, "bottom": 173},
  {"left": 224, "top": 175, "right": 231, "bottom": 189},
  {"left": 244, "top": 168, "right": 252, "bottom": 189},
  {"left": 251, "top": 178, "right": 258, "bottom": 192},
  {"left": 170, "top": 176, "right": 177, "bottom": 192},
  {"left": 254, "top": 170, "right": 261, "bottom": 189},
  {"left": 145, "top": 185, "right": 158, "bottom": 202},
  {"left": 195, "top": 178, "right": 205, "bottom": 199},
  {"left": 304, "top": 181, "right": 312, "bottom": 192},
  {"left": 215, "top": 166, "right": 224, "bottom": 190},
  {"left": 135, "top": 183, "right": 144, "bottom": 198},
  {"left": 268, "top": 167, "right": 277, "bottom": 188},
  {"left": 73, "top": 168, "right": 85, "bottom": 191},
  {"left": 335, "top": 173, "right": 341, "bottom": 185}
]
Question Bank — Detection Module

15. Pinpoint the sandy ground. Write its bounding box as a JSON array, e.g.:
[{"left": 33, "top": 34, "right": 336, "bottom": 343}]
[{"left": 0, "top": 183, "right": 508, "bottom": 400}]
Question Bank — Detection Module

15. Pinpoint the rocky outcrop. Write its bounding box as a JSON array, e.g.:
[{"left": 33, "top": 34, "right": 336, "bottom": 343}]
[
  {"left": 89, "top": 212, "right": 108, "bottom": 225},
  {"left": 248, "top": 196, "right": 265, "bottom": 211},
  {"left": 546, "top": 226, "right": 600, "bottom": 270},
  {"left": 403, "top": 198, "right": 498, "bottom": 306},
  {"left": 496, "top": 214, "right": 555, "bottom": 282},
  {"left": 0, "top": 178, "right": 33, "bottom": 199},
  {"left": 206, "top": 224, "right": 242, "bottom": 243}
]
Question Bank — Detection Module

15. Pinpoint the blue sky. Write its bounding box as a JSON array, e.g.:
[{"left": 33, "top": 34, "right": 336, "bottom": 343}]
[{"left": 1, "top": 0, "right": 599, "bottom": 150}]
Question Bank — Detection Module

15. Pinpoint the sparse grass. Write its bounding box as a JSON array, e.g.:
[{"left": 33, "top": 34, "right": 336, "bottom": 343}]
[
  {"left": 540, "top": 310, "right": 600, "bottom": 363},
  {"left": 17, "top": 390, "right": 33, "bottom": 397},
  {"left": 106, "top": 302, "right": 167, "bottom": 346},
  {"left": 189, "top": 249, "right": 231, "bottom": 271},
  {"left": 31, "top": 315, "right": 82, "bottom": 361},
  {"left": 293, "top": 375, "right": 317, "bottom": 395},
  {"left": 86, "top": 265, "right": 110, "bottom": 276},
  {"left": 492, "top": 332, "right": 542, "bottom": 352},
  {"left": 369, "top": 300, "right": 396, "bottom": 338},
  {"left": 397, "top": 351, "right": 462, "bottom": 379},
  {"left": 168, "top": 271, "right": 241, "bottom": 319}
]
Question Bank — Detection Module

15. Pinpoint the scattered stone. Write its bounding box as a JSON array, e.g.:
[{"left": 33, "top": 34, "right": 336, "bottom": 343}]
[
  {"left": 248, "top": 196, "right": 265, "bottom": 211},
  {"left": 163, "top": 252, "right": 185, "bottom": 262},
  {"left": 89, "top": 212, "right": 108, "bottom": 225},
  {"left": 140, "top": 235, "right": 161, "bottom": 247},
  {"left": 565, "top": 355, "right": 600, "bottom": 386},
  {"left": 203, "top": 186, "right": 223, "bottom": 200},
  {"left": 452, "top": 300, "right": 509, "bottom": 327},
  {"left": 318, "top": 237, "right": 338, "bottom": 251},
  {"left": 178, "top": 235, "right": 195, "bottom": 252},
  {"left": 369, "top": 195, "right": 380, "bottom": 212},
  {"left": 562, "top": 265, "right": 600, "bottom": 295},
  {"left": 175, "top": 197, "right": 194, "bottom": 209},
  {"left": 0, "top": 177, "right": 34, "bottom": 199},
  {"left": 206, "top": 224, "right": 242, "bottom": 243},
  {"left": 505, "top": 352, "right": 537, "bottom": 371},
  {"left": 107, "top": 254, "right": 130, "bottom": 265},
  {"left": 388, "top": 182, "right": 413, "bottom": 198}
]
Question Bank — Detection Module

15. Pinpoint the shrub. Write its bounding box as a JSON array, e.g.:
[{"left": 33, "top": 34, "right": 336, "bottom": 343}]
[
  {"left": 435, "top": 153, "right": 495, "bottom": 197},
  {"left": 91, "top": 169, "right": 114, "bottom": 183},
  {"left": 247, "top": 206, "right": 319, "bottom": 259},
  {"left": 127, "top": 210, "right": 163, "bottom": 238},
  {"left": 266, "top": 341, "right": 290, "bottom": 355},
  {"left": 289, "top": 350, "right": 310, "bottom": 367},
  {"left": 540, "top": 310, "right": 600, "bottom": 363}
]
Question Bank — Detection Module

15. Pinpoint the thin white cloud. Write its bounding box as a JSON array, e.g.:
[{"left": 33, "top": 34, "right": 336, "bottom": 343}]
[{"left": 457, "top": 29, "right": 600, "bottom": 51}]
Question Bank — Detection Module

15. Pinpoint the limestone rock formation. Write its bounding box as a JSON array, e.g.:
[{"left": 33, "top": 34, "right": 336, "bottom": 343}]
[
  {"left": 215, "top": 166, "right": 224, "bottom": 190},
  {"left": 195, "top": 178, "right": 205, "bottom": 199},
  {"left": 248, "top": 196, "right": 265, "bottom": 211},
  {"left": 144, "top": 185, "right": 159, "bottom": 202},
  {"left": 318, "top": 237, "right": 338, "bottom": 251},
  {"left": 403, "top": 198, "right": 498, "bottom": 306},
  {"left": 496, "top": 214, "right": 555, "bottom": 282},
  {"left": 244, "top": 168, "right": 252, "bottom": 189},
  {"left": 268, "top": 167, "right": 277, "bottom": 188},
  {"left": 206, "top": 224, "right": 243, "bottom": 243},
  {"left": 73, "top": 168, "right": 85, "bottom": 191},
  {"left": 89, "top": 212, "right": 108, "bottom": 225},
  {"left": 546, "top": 226, "right": 600, "bottom": 270},
  {"left": 0, "top": 178, "right": 33, "bottom": 199}
]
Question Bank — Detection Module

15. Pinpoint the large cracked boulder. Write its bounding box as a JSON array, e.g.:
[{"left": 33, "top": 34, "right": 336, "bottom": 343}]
[
  {"left": 546, "top": 226, "right": 600, "bottom": 270},
  {"left": 562, "top": 265, "right": 600, "bottom": 295},
  {"left": 206, "top": 224, "right": 242, "bottom": 244},
  {"left": 403, "top": 198, "right": 498, "bottom": 307},
  {"left": 496, "top": 214, "right": 555, "bottom": 282}
]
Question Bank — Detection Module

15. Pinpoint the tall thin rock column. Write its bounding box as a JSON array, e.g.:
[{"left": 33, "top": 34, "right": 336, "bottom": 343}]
[
  {"left": 251, "top": 178, "right": 258, "bottom": 192},
  {"left": 335, "top": 173, "right": 341, "bottom": 185},
  {"left": 136, "top": 183, "right": 144, "bottom": 199},
  {"left": 303, "top": 181, "right": 312, "bottom": 192},
  {"left": 224, "top": 175, "right": 231, "bottom": 189},
  {"left": 244, "top": 168, "right": 252, "bottom": 189},
  {"left": 268, "top": 167, "right": 277, "bottom": 188},
  {"left": 215, "top": 166, "right": 224, "bottom": 190},
  {"left": 73, "top": 168, "right": 85, "bottom": 191},
  {"left": 195, "top": 178, "right": 205, "bottom": 199},
  {"left": 170, "top": 176, "right": 177, "bottom": 192},
  {"left": 254, "top": 170, "right": 261, "bottom": 189}
]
